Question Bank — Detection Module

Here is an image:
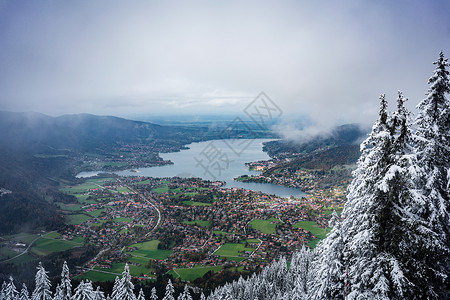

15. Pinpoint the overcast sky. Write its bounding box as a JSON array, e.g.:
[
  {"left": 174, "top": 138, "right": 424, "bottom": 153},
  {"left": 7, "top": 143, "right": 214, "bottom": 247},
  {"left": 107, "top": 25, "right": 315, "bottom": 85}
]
[{"left": 0, "top": 0, "right": 449, "bottom": 133}]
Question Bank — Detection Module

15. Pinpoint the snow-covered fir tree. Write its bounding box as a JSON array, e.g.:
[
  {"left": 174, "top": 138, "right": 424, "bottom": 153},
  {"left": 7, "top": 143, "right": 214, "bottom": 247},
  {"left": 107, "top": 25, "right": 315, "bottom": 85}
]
[
  {"left": 4, "top": 277, "right": 18, "bottom": 300},
  {"left": 93, "top": 286, "right": 105, "bottom": 300},
  {"left": 109, "top": 277, "right": 121, "bottom": 300},
  {"left": 414, "top": 50, "right": 450, "bottom": 298},
  {"left": 137, "top": 288, "right": 145, "bottom": 300},
  {"left": 162, "top": 279, "right": 175, "bottom": 300},
  {"left": 72, "top": 280, "right": 95, "bottom": 300},
  {"left": 310, "top": 210, "right": 344, "bottom": 299},
  {"left": 119, "top": 264, "right": 137, "bottom": 300},
  {"left": 337, "top": 92, "right": 430, "bottom": 299},
  {"left": 32, "top": 263, "right": 52, "bottom": 300},
  {"left": 58, "top": 262, "right": 71, "bottom": 300},
  {"left": 53, "top": 284, "right": 63, "bottom": 300},
  {"left": 177, "top": 285, "right": 192, "bottom": 300},
  {"left": 150, "top": 287, "right": 158, "bottom": 300},
  {"left": 19, "top": 284, "right": 30, "bottom": 300}
]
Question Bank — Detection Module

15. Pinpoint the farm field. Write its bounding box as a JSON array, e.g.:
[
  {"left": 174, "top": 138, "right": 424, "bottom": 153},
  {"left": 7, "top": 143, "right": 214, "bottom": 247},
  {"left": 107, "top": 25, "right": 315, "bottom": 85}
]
[
  {"left": 214, "top": 242, "right": 255, "bottom": 258},
  {"left": 293, "top": 221, "right": 330, "bottom": 239},
  {"left": 182, "top": 220, "right": 211, "bottom": 227},
  {"left": 56, "top": 203, "right": 84, "bottom": 211},
  {"left": 31, "top": 235, "right": 83, "bottom": 256},
  {"left": 168, "top": 265, "right": 223, "bottom": 281},
  {"left": 125, "top": 240, "right": 173, "bottom": 260},
  {"left": 249, "top": 218, "right": 281, "bottom": 234},
  {"left": 66, "top": 214, "right": 92, "bottom": 225}
]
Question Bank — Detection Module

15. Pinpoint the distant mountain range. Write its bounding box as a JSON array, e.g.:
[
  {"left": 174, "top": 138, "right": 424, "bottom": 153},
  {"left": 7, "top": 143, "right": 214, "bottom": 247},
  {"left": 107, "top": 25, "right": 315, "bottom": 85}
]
[
  {"left": 0, "top": 111, "right": 274, "bottom": 234},
  {"left": 0, "top": 111, "right": 365, "bottom": 234}
]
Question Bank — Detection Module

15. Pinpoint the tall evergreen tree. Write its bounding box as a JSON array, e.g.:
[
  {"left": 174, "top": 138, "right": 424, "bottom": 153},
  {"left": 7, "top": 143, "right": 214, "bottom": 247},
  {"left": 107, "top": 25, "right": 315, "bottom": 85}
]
[
  {"left": 19, "top": 284, "right": 30, "bottom": 300},
  {"left": 32, "top": 262, "right": 52, "bottom": 300},
  {"left": 311, "top": 210, "right": 344, "bottom": 299},
  {"left": 59, "top": 262, "right": 71, "bottom": 300},
  {"left": 177, "top": 285, "right": 192, "bottom": 300},
  {"left": 109, "top": 277, "right": 121, "bottom": 300},
  {"left": 93, "top": 287, "right": 105, "bottom": 300},
  {"left": 119, "top": 264, "right": 136, "bottom": 300},
  {"left": 414, "top": 51, "right": 450, "bottom": 297},
  {"left": 335, "top": 93, "right": 431, "bottom": 299},
  {"left": 162, "top": 279, "right": 175, "bottom": 300},
  {"left": 72, "top": 281, "right": 94, "bottom": 300},
  {"left": 4, "top": 277, "right": 18, "bottom": 300},
  {"left": 150, "top": 287, "right": 158, "bottom": 300},
  {"left": 137, "top": 289, "right": 145, "bottom": 300},
  {"left": 53, "top": 284, "right": 63, "bottom": 300},
  {"left": 1, "top": 281, "right": 6, "bottom": 300}
]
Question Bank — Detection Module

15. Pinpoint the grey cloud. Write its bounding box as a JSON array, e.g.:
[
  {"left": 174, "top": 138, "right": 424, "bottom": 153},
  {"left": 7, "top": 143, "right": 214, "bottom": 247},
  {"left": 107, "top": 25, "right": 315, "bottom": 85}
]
[{"left": 0, "top": 0, "right": 448, "bottom": 130}]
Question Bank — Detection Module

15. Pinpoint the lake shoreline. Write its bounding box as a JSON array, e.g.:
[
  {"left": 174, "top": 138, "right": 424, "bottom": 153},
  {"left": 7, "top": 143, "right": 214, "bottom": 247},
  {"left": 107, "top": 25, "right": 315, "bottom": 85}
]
[{"left": 77, "top": 139, "right": 306, "bottom": 198}]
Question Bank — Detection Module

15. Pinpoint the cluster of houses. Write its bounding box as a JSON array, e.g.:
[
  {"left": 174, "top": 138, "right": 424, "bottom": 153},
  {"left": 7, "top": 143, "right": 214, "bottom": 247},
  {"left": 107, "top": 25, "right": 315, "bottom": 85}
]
[{"left": 62, "top": 176, "right": 341, "bottom": 279}]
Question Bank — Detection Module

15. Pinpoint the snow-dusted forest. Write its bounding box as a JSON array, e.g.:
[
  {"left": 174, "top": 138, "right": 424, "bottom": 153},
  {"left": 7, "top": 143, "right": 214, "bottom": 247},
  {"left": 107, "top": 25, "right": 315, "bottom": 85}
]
[{"left": 1, "top": 52, "right": 449, "bottom": 300}]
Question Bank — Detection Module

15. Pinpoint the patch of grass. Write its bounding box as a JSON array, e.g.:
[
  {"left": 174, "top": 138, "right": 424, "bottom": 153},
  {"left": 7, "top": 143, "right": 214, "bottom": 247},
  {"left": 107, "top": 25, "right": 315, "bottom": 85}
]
[
  {"left": 45, "top": 232, "right": 61, "bottom": 239},
  {"left": 152, "top": 185, "right": 169, "bottom": 194},
  {"left": 183, "top": 220, "right": 210, "bottom": 227},
  {"left": 88, "top": 209, "right": 105, "bottom": 217},
  {"left": 71, "top": 236, "right": 85, "bottom": 244},
  {"left": 89, "top": 220, "right": 108, "bottom": 228},
  {"left": 249, "top": 218, "right": 281, "bottom": 234},
  {"left": 213, "top": 231, "right": 228, "bottom": 236},
  {"left": 56, "top": 202, "right": 84, "bottom": 212},
  {"left": 117, "top": 187, "right": 132, "bottom": 193},
  {"left": 171, "top": 266, "right": 223, "bottom": 281},
  {"left": 222, "top": 256, "right": 247, "bottom": 262},
  {"left": 125, "top": 240, "right": 173, "bottom": 260},
  {"left": 135, "top": 179, "right": 150, "bottom": 185},
  {"left": 246, "top": 239, "right": 261, "bottom": 244},
  {"left": 184, "top": 192, "right": 198, "bottom": 197},
  {"left": 293, "top": 221, "right": 330, "bottom": 240},
  {"left": 60, "top": 182, "right": 99, "bottom": 194},
  {"left": 182, "top": 201, "right": 211, "bottom": 207},
  {"left": 66, "top": 214, "right": 92, "bottom": 225},
  {"left": 31, "top": 237, "right": 82, "bottom": 256},
  {"left": 214, "top": 243, "right": 254, "bottom": 258},
  {"left": 113, "top": 217, "right": 134, "bottom": 223}
]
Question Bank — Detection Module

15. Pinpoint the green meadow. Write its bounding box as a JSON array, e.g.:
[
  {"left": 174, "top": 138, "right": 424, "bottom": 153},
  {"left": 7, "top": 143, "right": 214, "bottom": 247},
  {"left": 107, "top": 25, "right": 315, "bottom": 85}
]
[
  {"left": 214, "top": 242, "right": 254, "bottom": 258},
  {"left": 125, "top": 240, "right": 173, "bottom": 260},
  {"left": 182, "top": 220, "right": 211, "bottom": 227},
  {"left": 66, "top": 214, "right": 92, "bottom": 225},
  {"left": 249, "top": 218, "right": 281, "bottom": 234},
  {"left": 168, "top": 265, "right": 223, "bottom": 281},
  {"left": 294, "top": 220, "right": 331, "bottom": 248}
]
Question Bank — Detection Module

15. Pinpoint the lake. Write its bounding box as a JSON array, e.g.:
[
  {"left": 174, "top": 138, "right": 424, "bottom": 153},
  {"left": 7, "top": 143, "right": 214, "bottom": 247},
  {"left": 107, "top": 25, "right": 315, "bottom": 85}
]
[{"left": 78, "top": 139, "right": 306, "bottom": 198}]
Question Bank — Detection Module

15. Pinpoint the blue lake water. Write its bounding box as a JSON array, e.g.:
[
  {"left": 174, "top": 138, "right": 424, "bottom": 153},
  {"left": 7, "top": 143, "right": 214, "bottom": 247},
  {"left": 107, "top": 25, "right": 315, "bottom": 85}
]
[{"left": 77, "top": 139, "right": 306, "bottom": 198}]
